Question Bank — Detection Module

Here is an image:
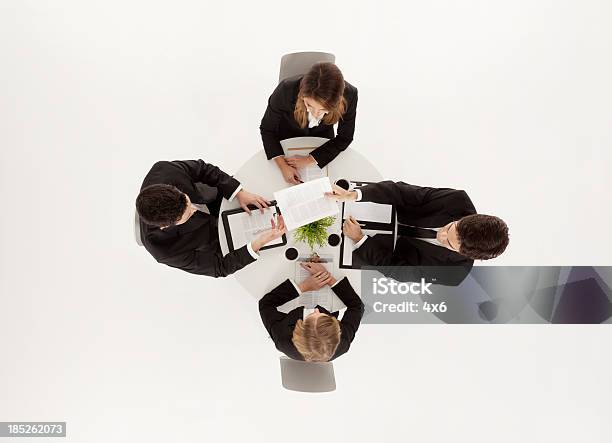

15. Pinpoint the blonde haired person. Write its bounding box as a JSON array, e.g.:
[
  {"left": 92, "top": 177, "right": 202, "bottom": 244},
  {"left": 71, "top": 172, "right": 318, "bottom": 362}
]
[
  {"left": 259, "top": 263, "right": 364, "bottom": 362},
  {"left": 260, "top": 62, "right": 358, "bottom": 184}
]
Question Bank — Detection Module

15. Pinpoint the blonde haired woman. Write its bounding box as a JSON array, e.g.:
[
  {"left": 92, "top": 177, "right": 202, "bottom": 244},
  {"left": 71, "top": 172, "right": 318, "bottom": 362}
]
[
  {"left": 260, "top": 62, "right": 358, "bottom": 184},
  {"left": 259, "top": 263, "right": 364, "bottom": 362}
]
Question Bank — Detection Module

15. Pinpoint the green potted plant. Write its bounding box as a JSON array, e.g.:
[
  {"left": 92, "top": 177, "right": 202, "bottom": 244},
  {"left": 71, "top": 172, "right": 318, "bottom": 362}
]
[{"left": 293, "top": 216, "right": 336, "bottom": 253}]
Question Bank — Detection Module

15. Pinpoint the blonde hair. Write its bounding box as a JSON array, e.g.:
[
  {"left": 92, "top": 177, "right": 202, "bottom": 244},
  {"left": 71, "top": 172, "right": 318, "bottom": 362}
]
[
  {"left": 292, "top": 314, "right": 341, "bottom": 362},
  {"left": 293, "top": 62, "right": 347, "bottom": 129}
]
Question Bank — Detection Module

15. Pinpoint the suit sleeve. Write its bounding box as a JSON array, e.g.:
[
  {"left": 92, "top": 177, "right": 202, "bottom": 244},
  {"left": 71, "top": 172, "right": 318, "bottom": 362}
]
[
  {"left": 170, "top": 159, "right": 240, "bottom": 200},
  {"left": 358, "top": 181, "right": 435, "bottom": 207},
  {"left": 310, "top": 88, "right": 358, "bottom": 168},
  {"left": 260, "top": 81, "right": 289, "bottom": 160},
  {"left": 259, "top": 279, "right": 300, "bottom": 339},
  {"left": 354, "top": 235, "right": 394, "bottom": 267},
  {"left": 165, "top": 244, "right": 256, "bottom": 277},
  {"left": 332, "top": 277, "right": 364, "bottom": 345},
  {"left": 359, "top": 181, "right": 472, "bottom": 216}
]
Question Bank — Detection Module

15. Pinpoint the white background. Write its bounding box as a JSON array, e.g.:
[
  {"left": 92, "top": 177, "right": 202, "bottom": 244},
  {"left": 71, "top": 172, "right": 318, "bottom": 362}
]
[{"left": 1, "top": 1, "right": 611, "bottom": 442}]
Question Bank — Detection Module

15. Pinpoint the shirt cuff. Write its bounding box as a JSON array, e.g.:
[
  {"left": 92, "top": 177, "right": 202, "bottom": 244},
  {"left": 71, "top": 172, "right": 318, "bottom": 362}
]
[
  {"left": 330, "top": 278, "right": 342, "bottom": 289},
  {"left": 353, "top": 235, "right": 369, "bottom": 249},
  {"left": 270, "top": 154, "right": 285, "bottom": 160},
  {"left": 246, "top": 241, "right": 260, "bottom": 260},
  {"left": 229, "top": 184, "right": 243, "bottom": 201},
  {"left": 289, "top": 279, "right": 303, "bottom": 295},
  {"left": 354, "top": 189, "right": 363, "bottom": 201}
]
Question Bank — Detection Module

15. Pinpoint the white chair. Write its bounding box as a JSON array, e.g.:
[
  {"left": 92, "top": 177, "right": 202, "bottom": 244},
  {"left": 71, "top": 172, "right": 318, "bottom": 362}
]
[
  {"left": 279, "top": 52, "right": 336, "bottom": 83},
  {"left": 279, "top": 356, "right": 336, "bottom": 393}
]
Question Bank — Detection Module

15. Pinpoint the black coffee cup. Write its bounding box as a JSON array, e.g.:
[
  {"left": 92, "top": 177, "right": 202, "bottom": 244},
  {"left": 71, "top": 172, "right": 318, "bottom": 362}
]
[
  {"left": 285, "top": 247, "right": 299, "bottom": 261},
  {"left": 334, "top": 178, "right": 350, "bottom": 190},
  {"left": 328, "top": 233, "right": 341, "bottom": 247}
]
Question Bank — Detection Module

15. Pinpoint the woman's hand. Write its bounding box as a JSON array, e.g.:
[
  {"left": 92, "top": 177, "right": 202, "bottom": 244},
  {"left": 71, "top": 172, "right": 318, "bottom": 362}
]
[
  {"left": 252, "top": 215, "right": 286, "bottom": 252},
  {"left": 285, "top": 155, "right": 316, "bottom": 170},
  {"left": 343, "top": 216, "right": 364, "bottom": 243},
  {"left": 325, "top": 184, "right": 358, "bottom": 202},
  {"left": 236, "top": 189, "right": 270, "bottom": 214},
  {"left": 300, "top": 262, "right": 337, "bottom": 286},
  {"left": 274, "top": 157, "right": 301, "bottom": 184},
  {"left": 298, "top": 271, "right": 333, "bottom": 292}
]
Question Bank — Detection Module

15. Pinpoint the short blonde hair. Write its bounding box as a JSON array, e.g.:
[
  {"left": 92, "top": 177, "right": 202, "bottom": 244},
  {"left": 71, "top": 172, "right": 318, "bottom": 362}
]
[{"left": 292, "top": 314, "right": 341, "bottom": 362}]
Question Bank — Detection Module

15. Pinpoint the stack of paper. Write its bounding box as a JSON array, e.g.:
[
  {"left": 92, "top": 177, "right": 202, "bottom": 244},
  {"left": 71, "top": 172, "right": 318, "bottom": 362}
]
[
  {"left": 274, "top": 177, "right": 339, "bottom": 231},
  {"left": 293, "top": 155, "right": 327, "bottom": 182},
  {"left": 343, "top": 200, "right": 392, "bottom": 224},
  {"left": 294, "top": 255, "right": 333, "bottom": 308}
]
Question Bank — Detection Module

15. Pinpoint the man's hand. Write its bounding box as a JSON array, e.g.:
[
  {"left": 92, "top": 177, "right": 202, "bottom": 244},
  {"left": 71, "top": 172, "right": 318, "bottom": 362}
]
[
  {"left": 274, "top": 157, "right": 302, "bottom": 185},
  {"left": 325, "top": 184, "right": 358, "bottom": 202},
  {"left": 343, "top": 216, "right": 364, "bottom": 243},
  {"left": 251, "top": 215, "right": 287, "bottom": 252},
  {"left": 285, "top": 155, "right": 316, "bottom": 170},
  {"left": 298, "top": 271, "right": 333, "bottom": 292},
  {"left": 236, "top": 189, "right": 270, "bottom": 215},
  {"left": 300, "top": 262, "right": 337, "bottom": 286}
]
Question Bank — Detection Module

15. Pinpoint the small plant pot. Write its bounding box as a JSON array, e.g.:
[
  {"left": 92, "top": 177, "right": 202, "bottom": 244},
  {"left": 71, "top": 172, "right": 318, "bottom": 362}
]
[{"left": 293, "top": 216, "right": 337, "bottom": 251}]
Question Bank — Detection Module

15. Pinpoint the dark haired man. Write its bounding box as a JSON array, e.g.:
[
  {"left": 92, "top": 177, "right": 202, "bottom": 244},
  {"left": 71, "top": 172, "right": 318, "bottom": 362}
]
[
  {"left": 136, "top": 159, "right": 285, "bottom": 277},
  {"left": 326, "top": 181, "right": 509, "bottom": 286}
]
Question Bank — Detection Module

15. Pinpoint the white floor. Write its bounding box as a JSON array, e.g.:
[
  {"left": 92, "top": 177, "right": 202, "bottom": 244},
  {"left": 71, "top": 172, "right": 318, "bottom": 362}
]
[{"left": 1, "top": 1, "right": 611, "bottom": 442}]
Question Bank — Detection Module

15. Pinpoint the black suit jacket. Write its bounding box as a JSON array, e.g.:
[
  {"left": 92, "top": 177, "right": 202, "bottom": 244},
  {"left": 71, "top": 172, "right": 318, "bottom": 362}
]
[
  {"left": 260, "top": 76, "right": 358, "bottom": 167},
  {"left": 259, "top": 278, "right": 365, "bottom": 361},
  {"left": 139, "top": 159, "right": 256, "bottom": 277},
  {"left": 356, "top": 181, "right": 477, "bottom": 286}
]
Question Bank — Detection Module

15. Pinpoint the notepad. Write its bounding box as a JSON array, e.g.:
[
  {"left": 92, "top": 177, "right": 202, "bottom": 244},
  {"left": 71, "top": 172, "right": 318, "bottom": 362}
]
[
  {"left": 274, "top": 177, "right": 339, "bottom": 231},
  {"left": 344, "top": 200, "right": 392, "bottom": 224}
]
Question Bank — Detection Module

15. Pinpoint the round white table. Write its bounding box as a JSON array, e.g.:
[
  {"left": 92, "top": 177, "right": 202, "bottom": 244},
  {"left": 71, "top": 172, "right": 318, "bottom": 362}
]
[{"left": 219, "top": 137, "right": 383, "bottom": 303}]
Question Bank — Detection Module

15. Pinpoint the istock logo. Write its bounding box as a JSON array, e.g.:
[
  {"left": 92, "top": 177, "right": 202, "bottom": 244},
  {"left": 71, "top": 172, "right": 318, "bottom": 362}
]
[{"left": 372, "top": 277, "right": 433, "bottom": 295}]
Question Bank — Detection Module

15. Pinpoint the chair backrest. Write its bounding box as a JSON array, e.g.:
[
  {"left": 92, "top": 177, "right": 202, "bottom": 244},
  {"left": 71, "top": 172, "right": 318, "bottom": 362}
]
[
  {"left": 279, "top": 356, "right": 336, "bottom": 393},
  {"left": 279, "top": 52, "right": 336, "bottom": 83},
  {"left": 134, "top": 210, "right": 143, "bottom": 246}
]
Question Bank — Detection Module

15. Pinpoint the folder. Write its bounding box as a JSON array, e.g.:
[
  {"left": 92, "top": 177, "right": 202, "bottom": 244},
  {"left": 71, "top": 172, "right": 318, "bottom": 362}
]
[
  {"left": 339, "top": 181, "right": 397, "bottom": 269},
  {"left": 221, "top": 201, "right": 287, "bottom": 252}
]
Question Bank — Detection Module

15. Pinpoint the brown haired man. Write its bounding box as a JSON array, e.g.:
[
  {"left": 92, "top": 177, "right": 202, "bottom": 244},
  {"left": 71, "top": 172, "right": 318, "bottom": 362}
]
[
  {"left": 326, "top": 181, "right": 509, "bottom": 286},
  {"left": 136, "top": 159, "right": 285, "bottom": 277}
]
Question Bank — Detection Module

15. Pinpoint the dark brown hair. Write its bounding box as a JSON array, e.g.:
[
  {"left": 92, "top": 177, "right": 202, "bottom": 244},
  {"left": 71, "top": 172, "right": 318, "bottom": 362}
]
[
  {"left": 456, "top": 214, "right": 509, "bottom": 260},
  {"left": 294, "top": 62, "right": 347, "bottom": 128},
  {"left": 136, "top": 184, "right": 187, "bottom": 227}
]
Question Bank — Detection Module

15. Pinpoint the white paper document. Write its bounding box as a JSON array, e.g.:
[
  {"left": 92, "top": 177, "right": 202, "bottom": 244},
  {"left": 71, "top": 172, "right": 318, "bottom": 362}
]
[
  {"left": 293, "top": 155, "right": 327, "bottom": 182},
  {"left": 274, "top": 177, "right": 339, "bottom": 231},
  {"left": 226, "top": 207, "right": 283, "bottom": 249},
  {"left": 344, "top": 200, "right": 392, "bottom": 224},
  {"left": 293, "top": 255, "right": 334, "bottom": 309}
]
